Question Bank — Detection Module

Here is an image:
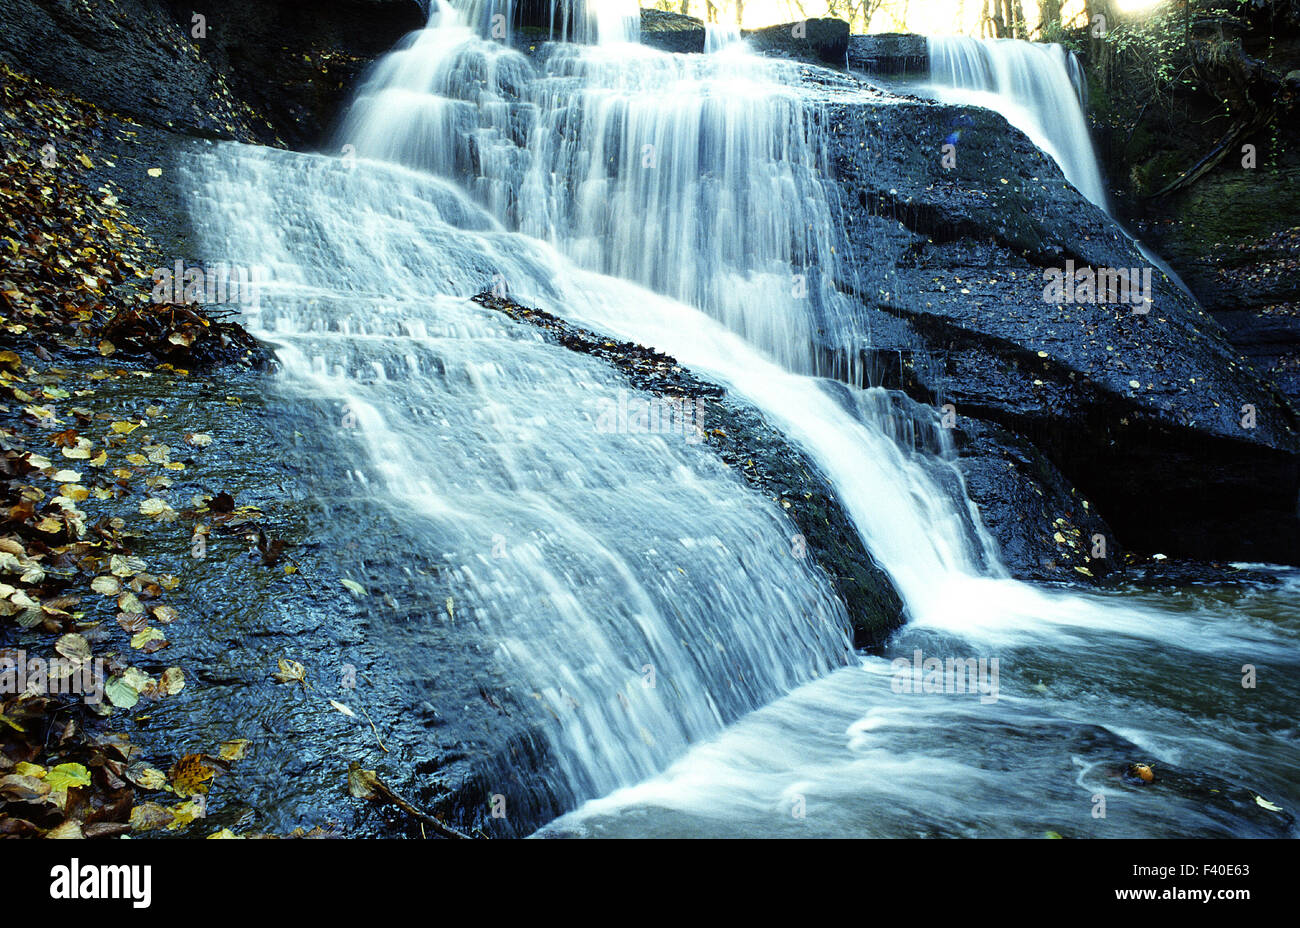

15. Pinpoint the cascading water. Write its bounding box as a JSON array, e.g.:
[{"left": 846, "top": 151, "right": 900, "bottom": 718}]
[
  {"left": 704, "top": 22, "right": 744, "bottom": 53},
  {"left": 182, "top": 2, "right": 1299, "bottom": 835},
  {"left": 338, "top": 15, "right": 867, "bottom": 375},
  {"left": 923, "top": 35, "right": 1193, "bottom": 291},
  {"left": 462, "top": 0, "right": 641, "bottom": 45},
  {"left": 926, "top": 36, "right": 1107, "bottom": 208}
]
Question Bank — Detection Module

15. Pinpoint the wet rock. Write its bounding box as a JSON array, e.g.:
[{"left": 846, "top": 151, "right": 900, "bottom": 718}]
[
  {"left": 814, "top": 75, "right": 1300, "bottom": 565},
  {"left": 951, "top": 416, "right": 1119, "bottom": 583},
  {"left": 743, "top": 18, "right": 849, "bottom": 67},
  {"left": 0, "top": 0, "right": 426, "bottom": 148},
  {"left": 639, "top": 9, "right": 705, "bottom": 54},
  {"left": 847, "top": 32, "right": 928, "bottom": 76}
]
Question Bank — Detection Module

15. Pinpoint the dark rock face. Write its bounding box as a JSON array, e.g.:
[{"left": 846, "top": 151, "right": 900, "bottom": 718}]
[
  {"left": 0, "top": 0, "right": 425, "bottom": 148},
  {"left": 639, "top": 8, "right": 706, "bottom": 54},
  {"left": 743, "top": 18, "right": 849, "bottom": 67},
  {"left": 812, "top": 77, "right": 1300, "bottom": 566},
  {"left": 847, "top": 32, "right": 927, "bottom": 76},
  {"left": 637, "top": 12, "right": 850, "bottom": 66},
  {"left": 1133, "top": 175, "right": 1300, "bottom": 407},
  {"left": 952, "top": 417, "right": 1120, "bottom": 582}
]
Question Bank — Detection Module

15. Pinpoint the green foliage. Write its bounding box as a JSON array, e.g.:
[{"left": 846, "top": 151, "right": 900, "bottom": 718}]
[{"left": 1102, "top": 3, "right": 1249, "bottom": 96}]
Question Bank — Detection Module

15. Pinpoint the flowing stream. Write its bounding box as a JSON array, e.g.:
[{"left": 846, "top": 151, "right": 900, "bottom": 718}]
[{"left": 184, "top": 2, "right": 1298, "bottom": 836}]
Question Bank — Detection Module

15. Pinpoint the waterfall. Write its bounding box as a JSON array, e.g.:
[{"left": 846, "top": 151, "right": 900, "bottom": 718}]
[
  {"left": 183, "top": 1, "right": 973, "bottom": 810},
  {"left": 185, "top": 2, "right": 998, "bottom": 811},
  {"left": 925, "top": 35, "right": 1193, "bottom": 292},
  {"left": 704, "top": 22, "right": 744, "bottom": 53},
  {"left": 460, "top": 0, "right": 641, "bottom": 45},
  {"left": 337, "top": 23, "right": 867, "bottom": 375},
  {"left": 178, "top": 3, "right": 1299, "bottom": 837},
  {"left": 926, "top": 36, "right": 1108, "bottom": 208}
]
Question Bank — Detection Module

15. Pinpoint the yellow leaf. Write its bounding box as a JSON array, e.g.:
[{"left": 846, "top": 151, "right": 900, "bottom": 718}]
[
  {"left": 140, "top": 497, "right": 177, "bottom": 521},
  {"left": 125, "top": 763, "right": 169, "bottom": 790},
  {"left": 166, "top": 798, "right": 206, "bottom": 830},
  {"left": 274, "top": 657, "right": 307, "bottom": 686},
  {"left": 158, "top": 666, "right": 185, "bottom": 696},
  {"left": 45, "top": 762, "right": 91, "bottom": 791},
  {"left": 218, "top": 738, "right": 251, "bottom": 761},
  {"left": 46, "top": 820, "right": 84, "bottom": 839},
  {"left": 91, "top": 575, "right": 121, "bottom": 595},
  {"left": 170, "top": 754, "right": 215, "bottom": 798},
  {"left": 129, "top": 801, "right": 175, "bottom": 832},
  {"left": 130, "top": 626, "right": 166, "bottom": 650}
]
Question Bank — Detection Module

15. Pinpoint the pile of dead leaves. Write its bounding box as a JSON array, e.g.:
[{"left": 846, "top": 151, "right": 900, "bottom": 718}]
[
  {"left": 0, "top": 65, "right": 266, "bottom": 370},
  {"left": 1, "top": 726, "right": 250, "bottom": 838},
  {"left": 99, "top": 303, "right": 265, "bottom": 368},
  {"left": 0, "top": 65, "right": 155, "bottom": 344}
]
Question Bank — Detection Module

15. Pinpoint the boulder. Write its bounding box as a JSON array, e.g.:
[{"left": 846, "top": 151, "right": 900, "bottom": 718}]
[
  {"left": 846, "top": 32, "right": 928, "bottom": 76},
  {"left": 639, "top": 8, "right": 706, "bottom": 54},
  {"left": 743, "top": 18, "right": 849, "bottom": 67},
  {"left": 814, "top": 76, "right": 1300, "bottom": 564}
]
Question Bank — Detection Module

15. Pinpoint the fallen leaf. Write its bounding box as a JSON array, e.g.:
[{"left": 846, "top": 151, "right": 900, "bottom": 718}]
[
  {"left": 139, "top": 497, "right": 177, "bottom": 522},
  {"left": 157, "top": 666, "right": 185, "bottom": 696},
  {"left": 129, "top": 801, "right": 175, "bottom": 832},
  {"left": 125, "top": 763, "right": 169, "bottom": 790},
  {"left": 90, "top": 575, "right": 121, "bottom": 595},
  {"left": 45, "top": 762, "right": 91, "bottom": 791},
  {"left": 274, "top": 657, "right": 307, "bottom": 687},
  {"left": 218, "top": 739, "right": 250, "bottom": 761},
  {"left": 169, "top": 754, "right": 214, "bottom": 798}
]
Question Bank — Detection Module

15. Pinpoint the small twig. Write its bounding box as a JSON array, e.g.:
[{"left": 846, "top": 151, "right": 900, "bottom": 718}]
[
  {"left": 347, "top": 762, "right": 472, "bottom": 840},
  {"left": 357, "top": 703, "right": 389, "bottom": 753}
]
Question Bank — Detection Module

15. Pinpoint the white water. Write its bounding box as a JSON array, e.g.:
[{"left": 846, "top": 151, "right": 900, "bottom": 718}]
[
  {"left": 704, "top": 22, "right": 744, "bottom": 54},
  {"left": 925, "top": 36, "right": 1107, "bottom": 208},
  {"left": 182, "top": 3, "right": 1297, "bottom": 834},
  {"left": 923, "top": 36, "right": 1193, "bottom": 292},
  {"left": 463, "top": 0, "right": 640, "bottom": 45}
]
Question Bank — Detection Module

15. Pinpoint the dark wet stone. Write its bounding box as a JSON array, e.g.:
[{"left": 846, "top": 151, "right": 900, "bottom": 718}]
[
  {"left": 0, "top": 0, "right": 426, "bottom": 149},
  {"left": 743, "top": 18, "right": 849, "bottom": 67},
  {"left": 847, "top": 32, "right": 928, "bottom": 76},
  {"left": 810, "top": 73, "right": 1300, "bottom": 566},
  {"left": 639, "top": 8, "right": 705, "bottom": 54}
]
